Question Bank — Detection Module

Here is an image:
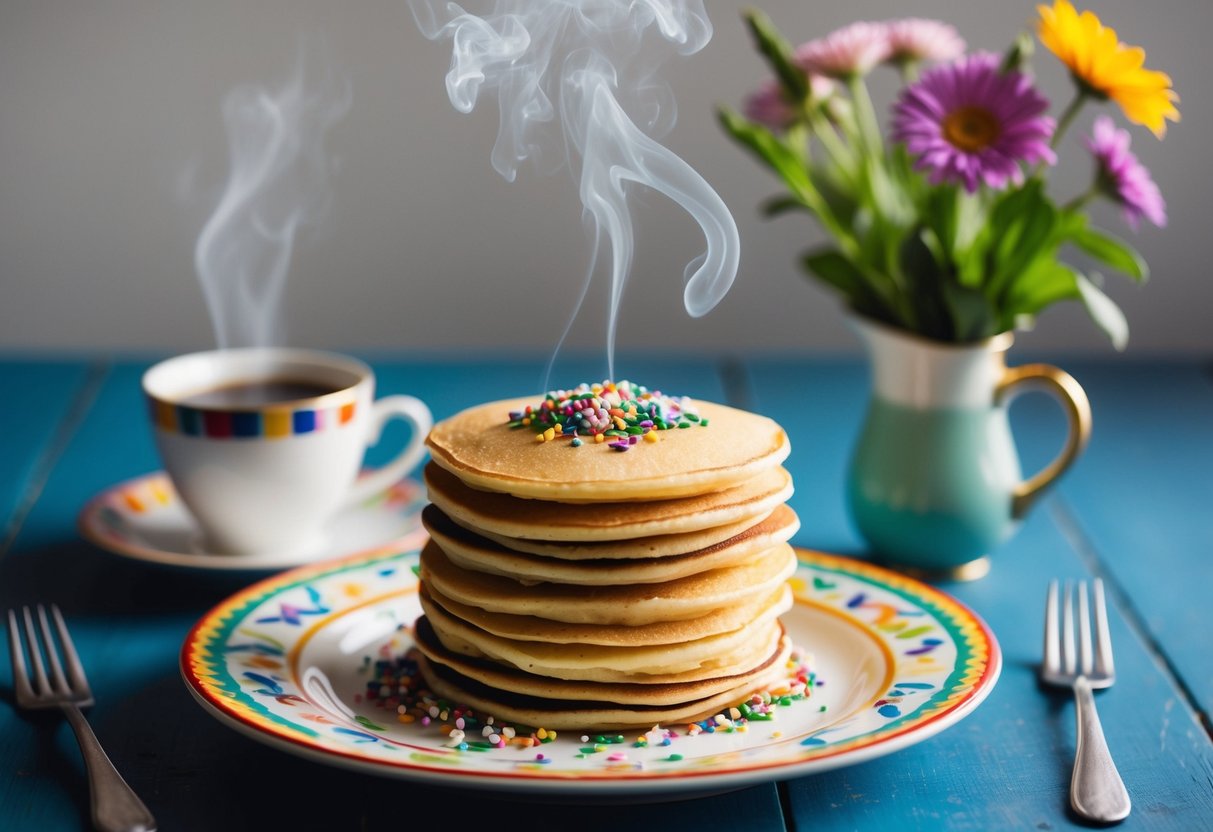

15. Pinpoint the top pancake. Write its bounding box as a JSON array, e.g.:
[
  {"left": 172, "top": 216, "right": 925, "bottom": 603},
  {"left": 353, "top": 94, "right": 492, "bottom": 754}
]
[
  {"left": 426, "top": 395, "right": 791, "bottom": 501},
  {"left": 426, "top": 462, "right": 793, "bottom": 542}
]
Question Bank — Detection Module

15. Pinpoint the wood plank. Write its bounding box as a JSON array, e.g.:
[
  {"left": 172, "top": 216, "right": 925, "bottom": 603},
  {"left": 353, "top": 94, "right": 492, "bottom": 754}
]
[
  {"left": 745, "top": 358, "right": 1213, "bottom": 831},
  {"left": 0, "top": 356, "right": 789, "bottom": 832},
  {"left": 1048, "top": 362, "right": 1213, "bottom": 724},
  {"left": 724, "top": 357, "right": 869, "bottom": 555},
  {"left": 0, "top": 359, "right": 93, "bottom": 549}
]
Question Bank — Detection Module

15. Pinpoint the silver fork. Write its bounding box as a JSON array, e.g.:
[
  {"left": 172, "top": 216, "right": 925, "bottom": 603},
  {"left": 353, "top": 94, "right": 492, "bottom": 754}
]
[
  {"left": 1041, "top": 579, "right": 1131, "bottom": 823},
  {"left": 7, "top": 605, "right": 156, "bottom": 832}
]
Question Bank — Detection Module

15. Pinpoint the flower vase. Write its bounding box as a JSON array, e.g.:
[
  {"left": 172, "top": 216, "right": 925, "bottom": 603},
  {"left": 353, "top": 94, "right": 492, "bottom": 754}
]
[{"left": 845, "top": 315, "right": 1091, "bottom": 579}]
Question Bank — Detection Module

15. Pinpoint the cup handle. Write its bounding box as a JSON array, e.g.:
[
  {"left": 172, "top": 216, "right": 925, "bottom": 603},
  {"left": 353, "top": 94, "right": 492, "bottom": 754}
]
[
  {"left": 995, "top": 364, "right": 1092, "bottom": 520},
  {"left": 344, "top": 395, "right": 433, "bottom": 508}
]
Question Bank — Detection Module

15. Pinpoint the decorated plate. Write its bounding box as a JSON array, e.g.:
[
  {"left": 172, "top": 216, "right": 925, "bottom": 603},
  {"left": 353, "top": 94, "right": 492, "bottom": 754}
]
[
  {"left": 181, "top": 547, "right": 1000, "bottom": 796},
  {"left": 79, "top": 472, "right": 427, "bottom": 572}
]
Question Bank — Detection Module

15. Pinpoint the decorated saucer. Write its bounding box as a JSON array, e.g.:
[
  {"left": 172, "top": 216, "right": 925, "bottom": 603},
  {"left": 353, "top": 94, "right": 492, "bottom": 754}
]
[
  {"left": 78, "top": 472, "right": 427, "bottom": 572},
  {"left": 181, "top": 546, "right": 1001, "bottom": 796}
]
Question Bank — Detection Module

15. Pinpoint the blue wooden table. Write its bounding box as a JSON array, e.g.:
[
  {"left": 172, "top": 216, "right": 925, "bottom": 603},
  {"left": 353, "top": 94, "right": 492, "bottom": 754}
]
[{"left": 1, "top": 354, "right": 1211, "bottom": 831}]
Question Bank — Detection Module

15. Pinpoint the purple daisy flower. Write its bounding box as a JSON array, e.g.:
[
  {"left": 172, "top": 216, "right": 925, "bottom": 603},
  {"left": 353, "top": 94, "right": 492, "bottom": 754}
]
[
  {"left": 1085, "top": 115, "right": 1166, "bottom": 230},
  {"left": 892, "top": 52, "right": 1056, "bottom": 193}
]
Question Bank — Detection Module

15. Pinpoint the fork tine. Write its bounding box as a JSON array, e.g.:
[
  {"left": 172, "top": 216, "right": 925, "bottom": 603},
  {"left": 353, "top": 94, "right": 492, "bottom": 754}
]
[
  {"left": 6, "top": 609, "right": 35, "bottom": 702},
  {"left": 1062, "top": 580, "right": 1076, "bottom": 675},
  {"left": 50, "top": 604, "right": 89, "bottom": 696},
  {"left": 1077, "top": 581, "right": 1093, "bottom": 676},
  {"left": 1093, "top": 578, "right": 1115, "bottom": 678},
  {"left": 21, "top": 606, "right": 52, "bottom": 696},
  {"left": 1044, "top": 579, "right": 1061, "bottom": 674},
  {"left": 36, "top": 605, "right": 71, "bottom": 695}
]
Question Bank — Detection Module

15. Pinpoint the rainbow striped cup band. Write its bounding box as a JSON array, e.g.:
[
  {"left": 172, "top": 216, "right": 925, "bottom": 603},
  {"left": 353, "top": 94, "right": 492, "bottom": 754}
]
[{"left": 148, "top": 396, "right": 358, "bottom": 439}]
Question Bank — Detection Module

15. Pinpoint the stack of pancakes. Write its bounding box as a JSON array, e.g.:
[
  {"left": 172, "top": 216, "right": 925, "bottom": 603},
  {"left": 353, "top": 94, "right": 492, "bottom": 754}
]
[{"left": 415, "top": 386, "right": 798, "bottom": 730}]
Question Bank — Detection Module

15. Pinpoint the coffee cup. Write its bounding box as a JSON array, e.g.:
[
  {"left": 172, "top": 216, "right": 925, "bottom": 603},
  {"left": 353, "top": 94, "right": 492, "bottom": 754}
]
[{"left": 142, "top": 348, "right": 432, "bottom": 557}]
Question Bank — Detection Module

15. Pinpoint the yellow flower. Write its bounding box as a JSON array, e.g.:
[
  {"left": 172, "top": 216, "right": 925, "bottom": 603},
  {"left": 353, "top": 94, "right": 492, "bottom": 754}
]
[{"left": 1037, "top": 0, "right": 1179, "bottom": 137}]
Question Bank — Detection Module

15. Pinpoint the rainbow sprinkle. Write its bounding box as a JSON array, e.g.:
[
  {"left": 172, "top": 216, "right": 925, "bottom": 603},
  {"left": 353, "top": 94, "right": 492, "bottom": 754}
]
[
  {"left": 507, "top": 380, "right": 707, "bottom": 450},
  {"left": 361, "top": 646, "right": 815, "bottom": 759}
]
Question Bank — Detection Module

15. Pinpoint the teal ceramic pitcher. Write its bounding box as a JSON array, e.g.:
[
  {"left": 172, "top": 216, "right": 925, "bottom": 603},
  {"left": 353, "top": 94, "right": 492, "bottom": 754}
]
[{"left": 846, "top": 315, "right": 1091, "bottom": 579}]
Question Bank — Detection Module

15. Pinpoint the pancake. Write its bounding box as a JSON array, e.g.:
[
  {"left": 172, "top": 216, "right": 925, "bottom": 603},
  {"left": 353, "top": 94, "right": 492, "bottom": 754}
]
[
  {"left": 421, "top": 581, "right": 793, "bottom": 646},
  {"left": 420, "top": 590, "right": 787, "bottom": 681},
  {"left": 425, "top": 462, "right": 793, "bottom": 542},
  {"left": 420, "top": 538, "right": 798, "bottom": 625},
  {"left": 426, "top": 395, "right": 791, "bottom": 501},
  {"left": 413, "top": 614, "right": 793, "bottom": 706},
  {"left": 424, "top": 504, "right": 800, "bottom": 585},
  {"left": 416, "top": 648, "right": 791, "bottom": 731},
  {"left": 468, "top": 512, "right": 763, "bottom": 560}
]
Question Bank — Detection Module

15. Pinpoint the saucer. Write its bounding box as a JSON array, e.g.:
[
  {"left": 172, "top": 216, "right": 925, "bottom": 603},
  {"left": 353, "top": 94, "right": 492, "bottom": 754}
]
[{"left": 78, "top": 471, "right": 427, "bottom": 572}]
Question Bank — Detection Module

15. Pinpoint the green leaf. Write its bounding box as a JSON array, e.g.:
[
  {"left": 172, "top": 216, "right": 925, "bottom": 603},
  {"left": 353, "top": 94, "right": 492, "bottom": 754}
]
[
  {"left": 761, "top": 195, "right": 812, "bottom": 217},
  {"left": 897, "top": 230, "right": 947, "bottom": 338},
  {"left": 992, "top": 185, "right": 1057, "bottom": 288},
  {"left": 802, "top": 247, "right": 896, "bottom": 324},
  {"left": 1055, "top": 206, "right": 1088, "bottom": 238},
  {"left": 924, "top": 186, "right": 987, "bottom": 286},
  {"left": 1001, "top": 257, "right": 1080, "bottom": 326},
  {"left": 942, "top": 281, "right": 998, "bottom": 342},
  {"left": 925, "top": 186, "right": 961, "bottom": 255},
  {"left": 816, "top": 173, "right": 859, "bottom": 229},
  {"left": 717, "top": 107, "right": 812, "bottom": 195},
  {"left": 1069, "top": 227, "right": 1149, "bottom": 281},
  {"left": 743, "top": 10, "right": 808, "bottom": 100},
  {"left": 803, "top": 248, "right": 866, "bottom": 297},
  {"left": 1000, "top": 31, "right": 1035, "bottom": 74},
  {"left": 1076, "top": 272, "right": 1129, "bottom": 350}
]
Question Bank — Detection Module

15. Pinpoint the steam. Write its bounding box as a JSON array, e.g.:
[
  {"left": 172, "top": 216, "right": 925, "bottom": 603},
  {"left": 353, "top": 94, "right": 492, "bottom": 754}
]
[
  {"left": 194, "top": 40, "right": 350, "bottom": 349},
  {"left": 410, "top": 1, "right": 740, "bottom": 375}
]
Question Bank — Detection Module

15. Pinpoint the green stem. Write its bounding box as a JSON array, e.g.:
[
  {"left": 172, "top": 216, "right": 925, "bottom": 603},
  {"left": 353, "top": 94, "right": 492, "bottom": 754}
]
[
  {"left": 846, "top": 75, "right": 884, "bottom": 158},
  {"left": 1063, "top": 183, "right": 1100, "bottom": 213},
  {"left": 780, "top": 167, "right": 862, "bottom": 262},
  {"left": 1051, "top": 90, "right": 1087, "bottom": 150},
  {"left": 785, "top": 122, "right": 811, "bottom": 167},
  {"left": 806, "top": 107, "right": 855, "bottom": 181}
]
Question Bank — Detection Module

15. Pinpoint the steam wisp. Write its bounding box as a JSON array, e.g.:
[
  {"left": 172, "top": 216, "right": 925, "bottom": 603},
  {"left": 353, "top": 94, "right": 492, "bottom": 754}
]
[
  {"left": 411, "top": 1, "right": 740, "bottom": 375},
  {"left": 194, "top": 42, "right": 350, "bottom": 349}
]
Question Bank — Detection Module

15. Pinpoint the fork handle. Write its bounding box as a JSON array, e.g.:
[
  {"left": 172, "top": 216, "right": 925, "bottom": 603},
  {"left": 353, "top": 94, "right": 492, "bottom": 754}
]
[
  {"left": 1071, "top": 676, "right": 1131, "bottom": 823},
  {"left": 61, "top": 704, "right": 157, "bottom": 832}
]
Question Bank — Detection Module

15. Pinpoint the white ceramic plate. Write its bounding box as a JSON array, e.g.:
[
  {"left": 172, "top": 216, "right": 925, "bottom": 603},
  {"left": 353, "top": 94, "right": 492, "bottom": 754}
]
[
  {"left": 181, "top": 546, "right": 1000, "bottom": 796},
  {"left": 78, "top": 472, "right": 426, "bottom": 572}
]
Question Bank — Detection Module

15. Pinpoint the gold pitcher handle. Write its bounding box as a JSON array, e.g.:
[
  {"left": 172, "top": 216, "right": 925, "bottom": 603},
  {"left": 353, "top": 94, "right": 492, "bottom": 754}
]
[{"left": 995, "top": 364, "right": 1092, "bottom": 520}]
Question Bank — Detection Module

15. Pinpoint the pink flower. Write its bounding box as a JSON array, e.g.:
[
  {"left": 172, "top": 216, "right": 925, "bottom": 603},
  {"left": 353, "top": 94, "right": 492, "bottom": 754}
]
[
  {"left": 892, "top": 52, "right": 1055, "bottom": 193},
  {"left": 1085, "top": 115, "right": 1166, "bottom": 230},
  {"left": 743, "top": 75, "right": 837, "bottom": 132},
  {"left": 808, "top": 73, "right": 839, "bottom": 101},
  {"left": 794, "top": 21, "right": 891, "bottom": 79},
  {"left": 886, "top": 18, "right": 966, "bottom": 64},
  {"left": 744, "top": 80, "right": 797, "bottom": 131}
]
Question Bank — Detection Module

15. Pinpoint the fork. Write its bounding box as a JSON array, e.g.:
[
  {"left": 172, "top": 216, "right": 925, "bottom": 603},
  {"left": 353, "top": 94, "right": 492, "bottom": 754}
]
[
  {"left": 1041, "top": 579, "right": 1131, "bottom": 823},
  {"left": 7, "top": 605, "right": 156, "bottom": 832}
]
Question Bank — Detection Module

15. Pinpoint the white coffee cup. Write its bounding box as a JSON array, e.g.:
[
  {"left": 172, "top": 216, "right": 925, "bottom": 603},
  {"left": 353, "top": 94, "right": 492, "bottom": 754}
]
[{"left": 142, "top": 348, "right": 432, "bottom": 557}]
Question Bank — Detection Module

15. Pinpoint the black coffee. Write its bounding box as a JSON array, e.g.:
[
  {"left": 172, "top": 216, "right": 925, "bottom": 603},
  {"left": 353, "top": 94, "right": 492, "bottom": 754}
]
[{"left": 181, "top": 379, "right": 341, "bottom": 408}]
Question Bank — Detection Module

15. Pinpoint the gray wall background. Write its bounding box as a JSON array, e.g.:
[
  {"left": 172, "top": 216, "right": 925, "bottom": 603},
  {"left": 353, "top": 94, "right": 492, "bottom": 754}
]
[{"left": 2, "top": 1, "right": 1208, "bottom": 359}]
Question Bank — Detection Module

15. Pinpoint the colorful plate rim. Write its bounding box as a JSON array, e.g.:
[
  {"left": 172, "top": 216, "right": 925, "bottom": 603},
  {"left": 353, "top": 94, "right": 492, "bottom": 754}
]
[
  {"left": 180, "top": 546, "right": 1001, "bottom": 795},
  {"left": 77, "top": 471, "right": 426, "bottom": 572}
]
